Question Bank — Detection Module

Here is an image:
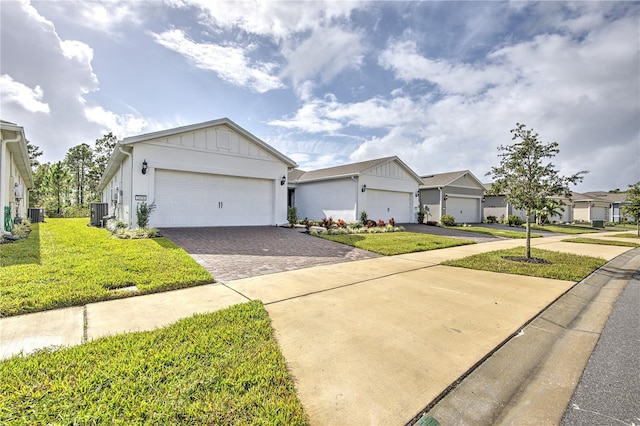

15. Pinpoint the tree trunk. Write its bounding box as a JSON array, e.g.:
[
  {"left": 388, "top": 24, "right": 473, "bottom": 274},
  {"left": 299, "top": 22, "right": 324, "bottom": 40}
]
[{"left": 526, "top": 209, "right": 532, "bottom": 259}]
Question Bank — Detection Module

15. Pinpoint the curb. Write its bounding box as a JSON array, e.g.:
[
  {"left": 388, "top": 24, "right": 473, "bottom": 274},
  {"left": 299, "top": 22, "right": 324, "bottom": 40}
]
[{"left": 409, "top": 247, "right": 640, "bottom": 426}]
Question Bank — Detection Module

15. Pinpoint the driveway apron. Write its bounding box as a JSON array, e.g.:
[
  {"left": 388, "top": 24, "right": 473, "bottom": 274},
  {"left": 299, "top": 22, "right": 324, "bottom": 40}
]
[{"left": 159, "top": 226, "right": 380, "bottom": 282}]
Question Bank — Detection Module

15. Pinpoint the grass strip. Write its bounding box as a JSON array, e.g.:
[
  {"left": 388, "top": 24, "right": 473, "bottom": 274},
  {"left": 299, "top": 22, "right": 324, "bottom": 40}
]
[
  {"left": 609, "top": 233, "right": 640, "bottom": 239},
  {"left": 0, "top": 218, "right": 213, "bottom": 316},
  {"left": 320, "top": 232, "right": 474, "bottom": 255},
  {"left": 446, "top": 226, "right": 542, "bottom": 239},
  {"left": 443, "top": 247, "right": 606, "bottom": 281},
  {"left": 562, "top": 238, "right": 640, "bottom": 248},
  {"left": 0, "top": 301, "right": 308, "bottom": 425},
  {"left": 528, "top": 224, "right": 598, "bottom": 234}
]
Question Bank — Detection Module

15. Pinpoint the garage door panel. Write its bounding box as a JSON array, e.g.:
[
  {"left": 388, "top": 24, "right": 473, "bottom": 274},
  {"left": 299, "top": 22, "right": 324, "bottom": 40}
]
[
  {"left": 366, "top": 190, "right": 412, "bottom": 223},
  {"left": 154, "top": 170, "right": 273, "bottom": 227},
  {"left": 446, "top": 197, "right": 479, "bottom": 223}
]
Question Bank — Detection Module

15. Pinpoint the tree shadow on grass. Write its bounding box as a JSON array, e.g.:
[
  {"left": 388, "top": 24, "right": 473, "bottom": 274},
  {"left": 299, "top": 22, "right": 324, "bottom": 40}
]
[{"left": 0, "top": 223, "right": 41, "bottom": 266}]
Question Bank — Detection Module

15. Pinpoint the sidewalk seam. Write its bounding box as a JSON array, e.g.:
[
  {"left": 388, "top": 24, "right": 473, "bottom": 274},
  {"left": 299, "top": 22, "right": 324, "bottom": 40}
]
[
  {"left": 82, "top": 306, "right": 88, "bottom": 344},
  {"left": 263, "top": 264, "right": 440, "bottom": 306}
]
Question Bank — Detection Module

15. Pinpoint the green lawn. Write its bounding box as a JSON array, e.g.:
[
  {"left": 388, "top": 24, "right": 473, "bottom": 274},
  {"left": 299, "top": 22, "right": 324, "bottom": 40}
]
[
  {"left": 447, "top": 225, "right": 542, "bottom": 239},
  {"left": 0, "top": 301, "right": 308, "bottom": 425},
  {"left": 443, "top": 247, "right": 606, "bottom": 281},
  {"left": 610, "top": 232, "right": 640, "bottom": 239},
  {"left": 0, "top": 218, "right": 213, "bottom": 316},
  {"left": 528, "top": 224, "right": 598, "bottom": 234},
  {"left": 562, "top": 237, "right": 640, "bottom": 248},
  {"left": 320, "top": 232, "right": 474, "bottom": 255}
]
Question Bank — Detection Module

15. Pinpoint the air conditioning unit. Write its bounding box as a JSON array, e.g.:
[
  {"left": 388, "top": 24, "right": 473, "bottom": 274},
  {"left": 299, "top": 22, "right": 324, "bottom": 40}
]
[
  {"left": 28, "top": 208, "right": 45, "bottom": 223},
  {"left": 90, "top": 202, "right": 109, "bottom": 227}
]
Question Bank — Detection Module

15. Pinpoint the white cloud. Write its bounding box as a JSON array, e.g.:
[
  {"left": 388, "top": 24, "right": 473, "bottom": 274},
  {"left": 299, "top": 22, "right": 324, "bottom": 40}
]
[
  {"left": 379, "top": 39, "right": 511, "bottom": 95},
  {"left": 0, "top": 74, "right": 50, "bottom": 114},
  {"left": 33, "top": 0, "right": 143, "bottom": 36},
  {"left": 152, "top": 29, "right": 284, "bottom": 93},
  {"left": 271, "top": 7, "right": 639, "bottom": 189},
  {"left": 282, "top": 27, "right": 366, "bottom": 86},
  {"left": 0, "top": 1, "right": 165, "bottom": 162},
  {"left": 169, "top": 0, "right": 363, "bottom": 41}
]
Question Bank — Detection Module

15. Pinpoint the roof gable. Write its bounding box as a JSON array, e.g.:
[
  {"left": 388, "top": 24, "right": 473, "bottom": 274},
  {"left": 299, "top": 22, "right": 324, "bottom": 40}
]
[
  {"left": 582, "top": 191, "right": 629, "bottom": 203},
  {"left": 292, "top": 156, "right": 423, "bottom": 184},
  {"left": 121, "top": 117, "right": 296, "bottom": 167},
  {"left": 420, "top": 170, "right": 485, "bottom": 190},
  {"left": 99, "top": 118, "right": 296, "bottom": 190}
]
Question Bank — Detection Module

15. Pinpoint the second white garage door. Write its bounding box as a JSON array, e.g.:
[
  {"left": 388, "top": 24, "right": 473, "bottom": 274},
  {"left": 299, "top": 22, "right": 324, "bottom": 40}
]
[
  {"left": 153, "top": 169, "right": 274, "bottom": 227},
  {"left": 445, "top": 196, "right": 480, "bottom": 223},
  {"left": 366, "top": 190, "right": 412, "bottom": 223}
]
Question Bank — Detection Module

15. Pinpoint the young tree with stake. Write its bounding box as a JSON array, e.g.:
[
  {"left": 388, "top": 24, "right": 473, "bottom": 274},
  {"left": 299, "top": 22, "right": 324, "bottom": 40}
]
[{"left": 487, "top": 123, "right": 587, "bottom": 259}]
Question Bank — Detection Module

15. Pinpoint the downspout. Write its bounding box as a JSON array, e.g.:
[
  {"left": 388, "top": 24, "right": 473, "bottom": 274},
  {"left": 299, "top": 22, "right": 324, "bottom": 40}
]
[
  {"left": 118, "top": 146, "right": 133, "bottom": 227},
  {"left": 1, "top": 133, "right": 22, "bottom": 235}
]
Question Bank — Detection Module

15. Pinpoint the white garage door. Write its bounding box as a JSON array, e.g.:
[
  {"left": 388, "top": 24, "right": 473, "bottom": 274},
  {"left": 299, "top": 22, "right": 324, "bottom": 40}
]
[
  {"left": 445, "top": 197, "right": 479, "bottom": 223},
  {"left": 153, "top": 170, "right": 274, "bottom": 227},
  {"left": 366, "top": 190, "right": 412, "bottom": 223}
]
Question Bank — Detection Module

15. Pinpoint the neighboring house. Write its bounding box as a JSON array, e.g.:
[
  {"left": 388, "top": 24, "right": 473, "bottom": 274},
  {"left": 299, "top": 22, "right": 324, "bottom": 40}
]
[
  {"left": 1, "top": 120, "right": 33, "bottom": 234},
  {"left": 572, "top": 192, "right": 611, "bottom": 223},
  {"left": 97, "top": 118, "right": 296, "bottom": 228},
  {"left": 289, "top": 156, "right": 422, "bottom": 223},
  {"left": 582, "top": 191, "right": 630, "bottom": 222},
  {"left": 482, "top": 184, "right": 574, "bottom": 223},
  {"left": 420, "top": 171, "right": 485, "bottom": 223}
]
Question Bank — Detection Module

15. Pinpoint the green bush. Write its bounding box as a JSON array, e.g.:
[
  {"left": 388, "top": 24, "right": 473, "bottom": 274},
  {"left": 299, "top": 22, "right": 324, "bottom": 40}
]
[
  {"left": 287, "top": 206, "right": 298, "bottom": 227},
  {"left": 417, "top": 211, "right": 425, "bottom": 224},
  {"left": 136, "top": 201, "right": 156, "bottom": 228},
  {"left": 360, "top": 210, "right": 368, "bottom": 225},
  {"left": 441, "top": 214, "right": 456, "bottom": 226},
  {"left": 486, "top": 215, "right": 498, "bottom": 224},
  {"left": 508, "top": 215, "right": 524, "bottom": 226}
]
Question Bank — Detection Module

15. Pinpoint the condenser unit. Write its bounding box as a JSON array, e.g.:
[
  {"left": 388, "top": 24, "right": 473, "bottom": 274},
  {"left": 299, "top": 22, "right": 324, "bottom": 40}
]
[
  {"left": 28, "top": 208, "right": 44, "bottom": 223},
  {"left": 90, "top": 202, "right": 109, "bottom": 227}
]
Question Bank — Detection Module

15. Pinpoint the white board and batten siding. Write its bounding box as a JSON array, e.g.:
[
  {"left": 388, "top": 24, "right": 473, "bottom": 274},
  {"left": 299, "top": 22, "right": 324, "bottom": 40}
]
[
  {"left": 107, "top": 122, "right": 290, "bottom": 228},
  {"left": 360, "top": 160, "right": 419, "bottom": 224}
]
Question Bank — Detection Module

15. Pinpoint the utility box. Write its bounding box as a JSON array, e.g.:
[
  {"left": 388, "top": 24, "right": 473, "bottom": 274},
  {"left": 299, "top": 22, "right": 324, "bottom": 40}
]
[
  {"left": 28, "top": 208, "right": 45, "bottom": 223},
  {"left": 90, "top": 203, "right": 109, "bottom": 227}
]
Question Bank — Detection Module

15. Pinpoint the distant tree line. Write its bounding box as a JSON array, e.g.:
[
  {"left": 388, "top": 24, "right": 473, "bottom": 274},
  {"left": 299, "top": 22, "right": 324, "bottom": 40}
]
[{"left": 28, "top": 133, "right": 117, "bottom": 217}]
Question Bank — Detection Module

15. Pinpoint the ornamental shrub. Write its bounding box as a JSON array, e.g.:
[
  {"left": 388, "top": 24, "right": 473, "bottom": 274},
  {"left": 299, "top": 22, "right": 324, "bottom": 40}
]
[
  {"left": 441, "top": 214, "right": 456, "bottom": 226},
  {"left": 507, "top": 214, "right": 524, "bottom": 226}
]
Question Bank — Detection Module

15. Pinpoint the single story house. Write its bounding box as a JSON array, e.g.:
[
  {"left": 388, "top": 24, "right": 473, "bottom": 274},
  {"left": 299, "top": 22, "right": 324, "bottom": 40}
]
[
  {"left": 1, "top": 120, "right": 33, "bottom": 234},
  {"left": 582, "top": 191, "right": 631, "bottom": 223},
  {"left": 289, "top": 156, "right": 422, "bottom": 223},
  {"left": 97, "top": 118, "right": 296, "bottom": 228},
  {"left": 572, "top": 192, "right": 611, "bottom": 223},
  {"left": 483, "top": 185, "right": 578, "bottom": 223},
  {"left": 420, "top": 170, "right": 485, "bottom": 223}
]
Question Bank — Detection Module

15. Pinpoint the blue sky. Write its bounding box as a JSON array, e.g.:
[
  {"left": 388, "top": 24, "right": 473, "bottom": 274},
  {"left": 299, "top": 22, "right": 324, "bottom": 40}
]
[{"left": 1, "top": 0, "right": 638, "bottom": 192}]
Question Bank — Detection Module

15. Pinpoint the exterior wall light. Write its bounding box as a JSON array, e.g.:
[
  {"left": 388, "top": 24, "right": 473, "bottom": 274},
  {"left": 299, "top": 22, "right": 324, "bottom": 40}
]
[
  {"left": 444, "top": 194, "right": 448, "bottom": 200},
  {"left": 415, "top": 191, "right": 420, "bottom": 197},
  {"left": 361, "top": 184, "right": 367, "bottom": 193},
  {"left": 482, "top": 197, "right": 486, "bottom": 203},
  {"left": 281, "top": 175, "right": 286, "bottom": 186},
  {"left": 142, "top": 159, "right": 148, "bottom": 175}
]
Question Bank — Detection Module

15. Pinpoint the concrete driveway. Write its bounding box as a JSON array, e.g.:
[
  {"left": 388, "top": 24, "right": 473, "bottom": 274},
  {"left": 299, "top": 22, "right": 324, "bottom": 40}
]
[{"left": 159, "top": 226, "right": 380, "bottom": 282}]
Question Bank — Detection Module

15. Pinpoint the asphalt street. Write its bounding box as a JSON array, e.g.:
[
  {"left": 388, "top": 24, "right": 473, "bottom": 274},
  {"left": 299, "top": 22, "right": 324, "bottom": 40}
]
[{"left": 561, "top": 266, "right": 640, "bottom": 426}]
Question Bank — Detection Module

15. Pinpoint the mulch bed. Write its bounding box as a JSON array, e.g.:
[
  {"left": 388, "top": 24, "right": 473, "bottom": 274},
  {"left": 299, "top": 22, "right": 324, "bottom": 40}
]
[{"left": 502, "top": 256, "right": 552, "bottom": 264}]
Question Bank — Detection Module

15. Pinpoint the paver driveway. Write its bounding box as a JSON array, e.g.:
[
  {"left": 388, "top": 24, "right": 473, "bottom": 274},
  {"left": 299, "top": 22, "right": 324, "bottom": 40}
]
[{"left": 159, "top": 226, "right": 380, "bottom": 282}]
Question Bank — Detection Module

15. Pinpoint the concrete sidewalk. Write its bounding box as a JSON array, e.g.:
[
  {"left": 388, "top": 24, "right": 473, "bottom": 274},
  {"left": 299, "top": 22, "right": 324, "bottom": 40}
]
[{"left": 0, "top": 233, "right": 637, "bottom": 425}]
